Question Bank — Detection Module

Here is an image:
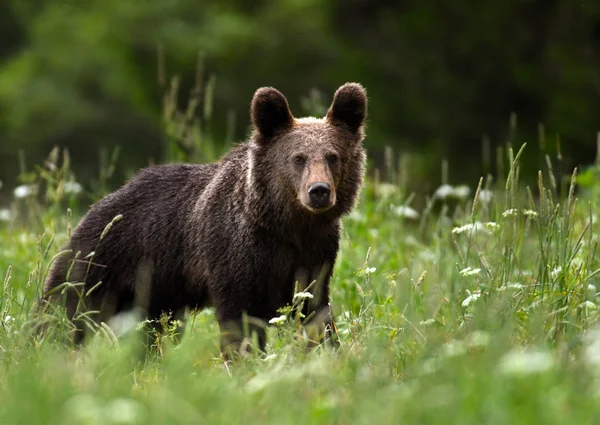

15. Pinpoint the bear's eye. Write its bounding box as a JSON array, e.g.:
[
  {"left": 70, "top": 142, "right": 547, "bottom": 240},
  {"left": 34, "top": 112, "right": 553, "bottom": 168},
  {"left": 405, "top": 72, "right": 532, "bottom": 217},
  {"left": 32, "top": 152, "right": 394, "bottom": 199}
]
[
  {"left": 293, "top": 155, "right": 306, "bottom": 166},
  {"left": 327, "top": 154, "right": 339, "bottom": 165}
]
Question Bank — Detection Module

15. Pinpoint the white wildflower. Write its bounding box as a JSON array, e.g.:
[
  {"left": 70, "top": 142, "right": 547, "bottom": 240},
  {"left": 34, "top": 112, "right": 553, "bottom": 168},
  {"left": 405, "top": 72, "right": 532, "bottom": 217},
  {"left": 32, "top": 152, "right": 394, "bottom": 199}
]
[
  {"left": 247, "top": 358, "right": 330, "bottom": 392},
  {"left": 3, "top": 315, "right": 14, "bottom": 330},
  {"left": 107, "top": 310, "right": 143, "bottom": 337},
  {"left": 419, "top": 318, "right": 436, "bottom": 326},
  {"left": 588, "top": 284, "right": 597, "bottom": 295},
  {"left": 365, "top": 267, "right": 377, "bottom": 274},
  {"left": 452, "top": 224, "right": 472, "bottom": 234},
  {"left": 0, "top": 208, "right": 12, "bottom": 222},
  {"left": 550, "top": 266, "right": 562, "bottom": 280},
  {"left": 374, "top": 183, "right": 399, "bottom": 198},
  {"left": 459, "top": 267, "right": 481, "bottom": 277},
  {"left": 104, "top": 398, "right": 146, "bottom": 425},
  {"left": 420, "top": 358, "right": 442, "bottom": 375},
  {"left": 442, "top": 340, "right": 467, "bottom": 358},
  {"left": 498, "top": 282, "right": 524, "bottom": 292},
  {"left": 13, "top": 184, "right": 36, "bottom": 199},
  {"left": 579, "top": 301, "right": 597, "bottom": 310},
  {"left": 63, "top": 181, "right": 83, "bottom": 195},
  {"left": 392, "top": 205, "right": 419, "bottom": 220},
  {"left": 434, "top": 184, "right": 472, "bottom": 200},
  {"left": 523, "top": 209, "right": 538, "bottom": 218},
  {"left": 478, "top": 190, "right": 493, "bottom": 203},
  {"left": 499, "top": 349, "right": 554, "bottom": 376},
  {"left": 293, "top": 291, "right": 314, "bottom": 301},
  {"left": 268, "top": 315, "right": 287, "bottom": 325},
  {"left": 404, "top": 235, "right": 420, "bottom": 246},
  {"left": 483, "top": 222, "right": 499, "bottom": 231},
  {"left": 135, "top": 318, "right": 156, "bottom": 331},
  {"left": 452, "top": 224, "right": 473, "bottom": 235},
  {"left": 584, "top": 328, "right": 600, "bottom": 367},
  {"left": 434, "top": 184, "right": 454, "bottom": 199},
  {"left": 453, "top": 185, "right": 471, "bottom": 200},
  {"left": 461, "top": 290, "right": 481, "bottom": 307},
  {"left": 502, "top": 208, "right": 518, "bottom": 218},
  {"left": 263, "top": 354, "right": 278, "bottom": 362},
  {"left": 465, "top": 331, "right": 491, "bottom": 348},
  {"left": 18, "top": 232, "right": 33, "bottom": 244},
  {"left": 571, "top": 257, "right": 585, "bottom": 269},
  {"left": 63, "top": 394, "right": 102, "bottom": 425},
  {"left": 347, "top": 210, "right": 365, "bottom": 222},
  {"left": 452, "top": 222, "right": 488, "bottom": 235}
]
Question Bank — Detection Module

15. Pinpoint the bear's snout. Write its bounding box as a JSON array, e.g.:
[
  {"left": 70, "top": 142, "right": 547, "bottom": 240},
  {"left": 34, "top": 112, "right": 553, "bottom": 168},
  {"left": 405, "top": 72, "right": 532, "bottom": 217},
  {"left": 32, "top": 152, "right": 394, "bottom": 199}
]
[{"left": 308, "top": 182, "right": 332, "bottom": 210}]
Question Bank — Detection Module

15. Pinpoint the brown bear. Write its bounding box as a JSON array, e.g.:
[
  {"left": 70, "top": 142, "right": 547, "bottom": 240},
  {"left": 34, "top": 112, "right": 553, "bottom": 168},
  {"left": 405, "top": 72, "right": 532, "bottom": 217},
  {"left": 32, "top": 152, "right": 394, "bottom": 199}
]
[{"left": 39, "top": 82, "right": 368, "bottom": 357}]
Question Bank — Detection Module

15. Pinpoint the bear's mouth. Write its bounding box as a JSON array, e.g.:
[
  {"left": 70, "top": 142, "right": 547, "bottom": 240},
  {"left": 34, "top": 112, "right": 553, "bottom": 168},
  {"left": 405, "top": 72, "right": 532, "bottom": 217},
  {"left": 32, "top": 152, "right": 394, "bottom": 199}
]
[
  {"left": 299, "top": 199, "right": 335, "bottom": 215},
  {"left": 307, "top": 205, "right": 333, "bottom": 214}
]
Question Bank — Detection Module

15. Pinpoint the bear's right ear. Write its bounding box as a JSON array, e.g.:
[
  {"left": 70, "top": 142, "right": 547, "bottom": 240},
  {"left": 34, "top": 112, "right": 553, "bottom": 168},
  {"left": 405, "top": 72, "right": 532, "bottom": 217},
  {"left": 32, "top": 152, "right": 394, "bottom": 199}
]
[{"left": 251, "top": 87, "right": 294, "bottom": 139}]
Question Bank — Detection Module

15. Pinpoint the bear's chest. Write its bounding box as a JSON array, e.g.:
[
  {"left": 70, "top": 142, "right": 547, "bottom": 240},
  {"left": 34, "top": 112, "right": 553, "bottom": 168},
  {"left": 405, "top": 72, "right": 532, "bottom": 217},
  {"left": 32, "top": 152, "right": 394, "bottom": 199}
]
[{"left": 254, "top": 237, "right": 336, "bottom": 306}]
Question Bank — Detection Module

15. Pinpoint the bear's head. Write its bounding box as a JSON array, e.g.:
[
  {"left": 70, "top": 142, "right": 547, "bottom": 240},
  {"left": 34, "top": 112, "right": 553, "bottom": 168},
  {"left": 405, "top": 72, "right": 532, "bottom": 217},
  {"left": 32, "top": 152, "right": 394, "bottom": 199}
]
[{"left": 249, "top": 83, "right": 367, "bottom": 219}]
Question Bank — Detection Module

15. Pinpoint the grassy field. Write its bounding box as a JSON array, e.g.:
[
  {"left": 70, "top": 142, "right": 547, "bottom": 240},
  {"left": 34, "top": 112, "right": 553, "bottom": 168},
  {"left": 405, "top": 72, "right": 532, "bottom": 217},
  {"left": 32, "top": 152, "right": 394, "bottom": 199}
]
[{"left": 1, "top": 144, "right": 600, "bottom": 424}]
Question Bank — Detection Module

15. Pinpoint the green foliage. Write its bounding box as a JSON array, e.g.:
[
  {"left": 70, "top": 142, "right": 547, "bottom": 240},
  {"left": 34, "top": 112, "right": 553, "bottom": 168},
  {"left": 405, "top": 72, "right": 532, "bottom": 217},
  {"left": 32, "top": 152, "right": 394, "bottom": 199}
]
[{"left": 2, "top": 142, "right": 600, "bottom": 423}]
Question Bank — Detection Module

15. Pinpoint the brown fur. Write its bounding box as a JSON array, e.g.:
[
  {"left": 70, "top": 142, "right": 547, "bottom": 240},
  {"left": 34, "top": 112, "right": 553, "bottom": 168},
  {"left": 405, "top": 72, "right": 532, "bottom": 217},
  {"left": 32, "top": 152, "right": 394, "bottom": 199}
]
[{"left": 39, "top": 83, "right": 368, "bottom": 358}]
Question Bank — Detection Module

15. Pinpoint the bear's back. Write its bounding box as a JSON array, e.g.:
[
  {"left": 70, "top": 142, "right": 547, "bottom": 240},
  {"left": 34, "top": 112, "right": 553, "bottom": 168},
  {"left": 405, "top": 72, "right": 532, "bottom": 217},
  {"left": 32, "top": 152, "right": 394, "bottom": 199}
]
[{"left": 48, "top": 163, "right": 220, "bottom": 294}]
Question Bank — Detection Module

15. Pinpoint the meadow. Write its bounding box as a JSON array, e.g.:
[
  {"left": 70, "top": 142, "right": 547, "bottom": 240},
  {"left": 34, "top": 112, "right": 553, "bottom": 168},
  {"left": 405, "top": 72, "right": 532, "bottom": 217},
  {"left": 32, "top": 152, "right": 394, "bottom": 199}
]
[{"left": 1, "top": 140, "right": 600, "bottom": 425}]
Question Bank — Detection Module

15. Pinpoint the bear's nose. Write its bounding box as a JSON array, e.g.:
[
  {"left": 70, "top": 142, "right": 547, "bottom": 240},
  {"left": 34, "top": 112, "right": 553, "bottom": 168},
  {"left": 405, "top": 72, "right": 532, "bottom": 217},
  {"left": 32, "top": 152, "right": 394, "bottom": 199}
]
[{"left": 308, "top": 182, "right": 331, "bottom": 209}]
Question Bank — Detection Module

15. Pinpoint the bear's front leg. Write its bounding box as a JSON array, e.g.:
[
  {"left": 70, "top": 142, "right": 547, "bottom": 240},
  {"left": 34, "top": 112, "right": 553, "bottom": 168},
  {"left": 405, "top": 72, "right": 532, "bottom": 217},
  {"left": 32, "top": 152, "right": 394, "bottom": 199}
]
[
  {"left": 217, "top": 312, "right": 267, "bottom": 360},
  {"left": 296, "top": 262, "right": 340, "bottom": 349}
]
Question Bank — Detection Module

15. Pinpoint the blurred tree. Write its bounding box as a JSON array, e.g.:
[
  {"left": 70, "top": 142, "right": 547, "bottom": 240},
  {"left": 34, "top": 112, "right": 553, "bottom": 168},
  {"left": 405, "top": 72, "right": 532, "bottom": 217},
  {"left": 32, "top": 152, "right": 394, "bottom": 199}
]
[{"left": 0, "top": 0, "right": 598, "bottom": 198}]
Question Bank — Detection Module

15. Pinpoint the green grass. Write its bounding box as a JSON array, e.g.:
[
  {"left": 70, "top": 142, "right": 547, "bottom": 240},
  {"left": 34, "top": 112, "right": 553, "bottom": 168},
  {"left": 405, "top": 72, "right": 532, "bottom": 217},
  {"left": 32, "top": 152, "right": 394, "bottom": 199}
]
[{"left": 2, "top": 144, "right": 600, "bottom": 425}]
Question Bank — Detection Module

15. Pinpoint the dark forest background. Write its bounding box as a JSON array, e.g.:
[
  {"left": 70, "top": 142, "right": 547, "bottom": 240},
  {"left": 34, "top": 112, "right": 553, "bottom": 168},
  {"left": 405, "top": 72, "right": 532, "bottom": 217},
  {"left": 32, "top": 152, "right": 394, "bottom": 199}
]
[{"left": 1, "top": 0, "right": 599, "bottom": 200}]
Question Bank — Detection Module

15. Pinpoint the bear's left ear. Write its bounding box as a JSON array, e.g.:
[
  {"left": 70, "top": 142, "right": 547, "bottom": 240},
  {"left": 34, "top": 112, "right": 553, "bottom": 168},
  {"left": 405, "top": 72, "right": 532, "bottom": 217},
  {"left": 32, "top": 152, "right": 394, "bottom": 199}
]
[
  {"left": 251, "top": 87, "right": 295, "bottom": 139},
  {"left": 326, "top": 83, "right": 367, "bottom": 135}
]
